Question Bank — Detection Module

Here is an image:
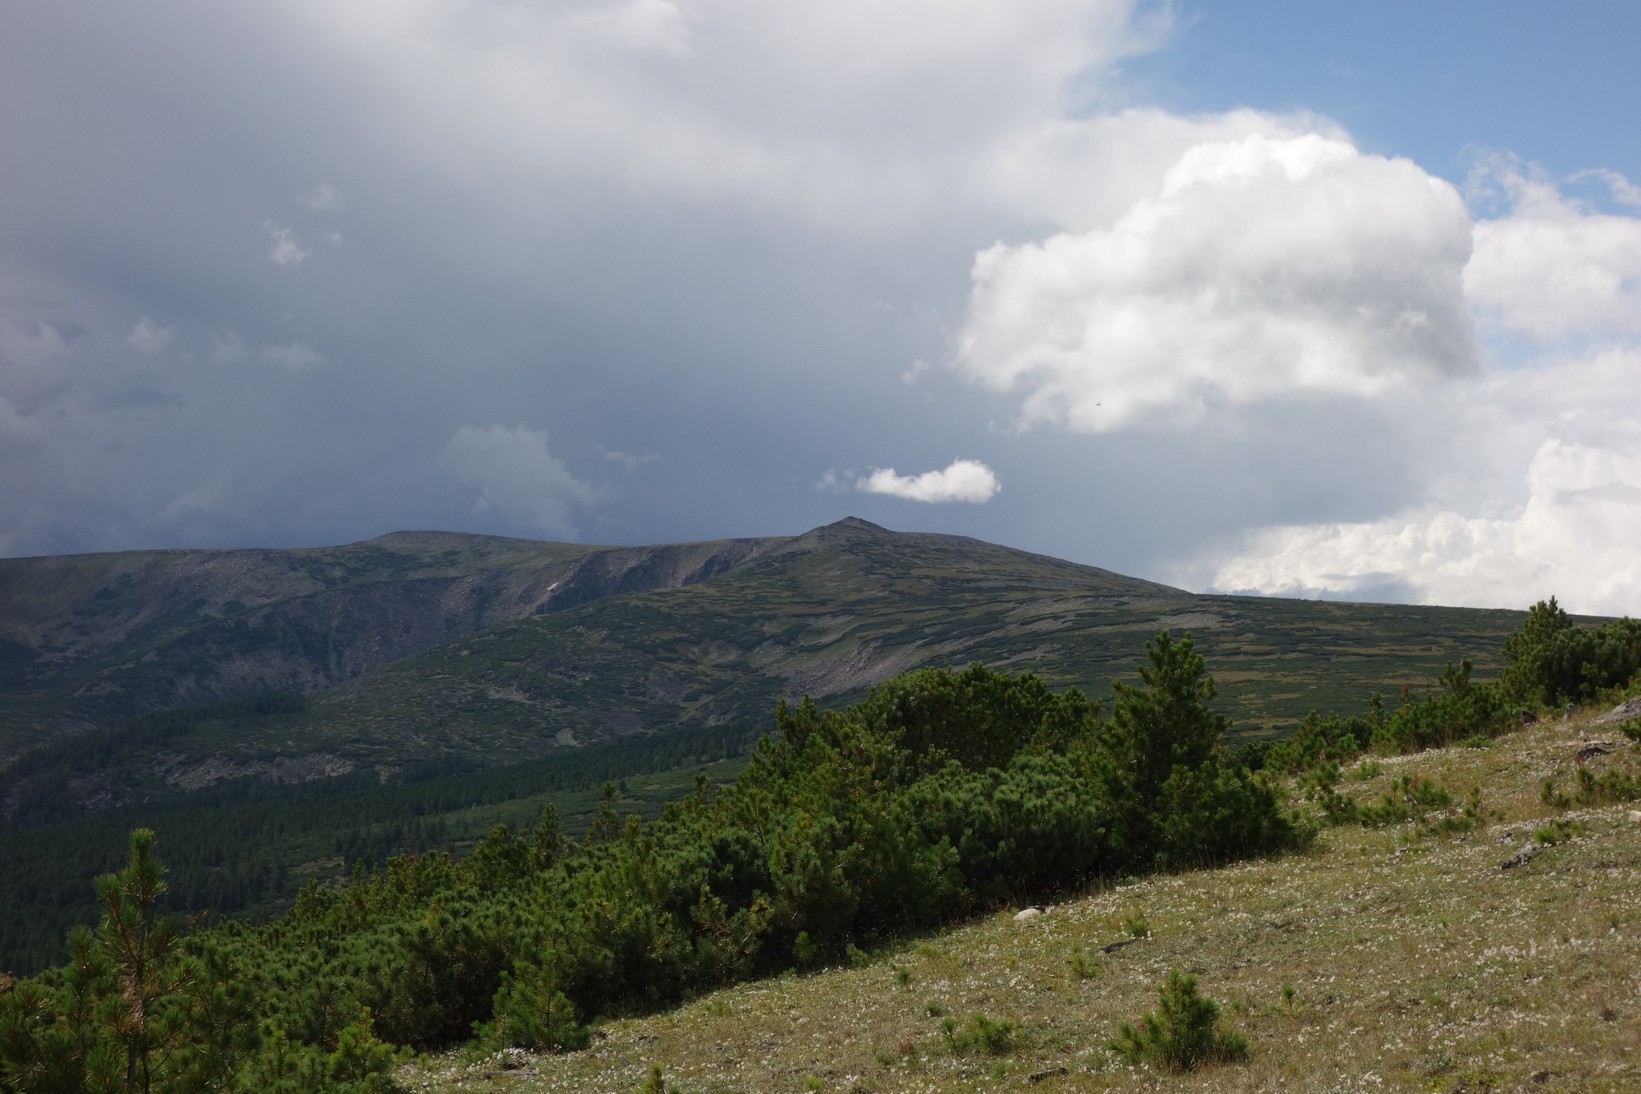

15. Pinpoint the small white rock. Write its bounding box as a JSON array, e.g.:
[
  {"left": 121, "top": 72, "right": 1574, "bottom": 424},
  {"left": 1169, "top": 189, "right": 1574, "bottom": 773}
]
[
  {"left": 1013, "top": 906, "right": 1045, "bottom": 923},
  {"left": 1628, "top": 810, "right": 1641, "bottom": 825}
]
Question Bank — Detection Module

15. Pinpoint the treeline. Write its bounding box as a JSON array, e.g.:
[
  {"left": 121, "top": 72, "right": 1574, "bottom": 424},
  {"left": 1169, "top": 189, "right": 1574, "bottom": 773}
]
[
  {"left": 0, "top": 694, "right": 310, "bottom": 826},
  {"left": 1244, "top": 596, "right": 1641, "bottom": 777},
  {"left": 0, "top": 717, "right": 760, "bottom": 975}
]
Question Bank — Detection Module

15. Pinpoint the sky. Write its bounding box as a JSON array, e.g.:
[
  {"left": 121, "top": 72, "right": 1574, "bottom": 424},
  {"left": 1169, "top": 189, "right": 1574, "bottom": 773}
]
[{"left": 4, "top": 1, "right": 1641, "bottom": 616}]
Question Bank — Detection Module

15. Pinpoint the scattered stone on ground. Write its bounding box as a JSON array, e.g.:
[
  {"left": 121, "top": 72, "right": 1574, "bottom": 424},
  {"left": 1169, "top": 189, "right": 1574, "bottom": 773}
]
[
  {"left": 1593, "top": 697, "right": 1641, "bottom": 725},
  {"left": 1576, "top": 742, "right": 1616, "bottom": 763}
]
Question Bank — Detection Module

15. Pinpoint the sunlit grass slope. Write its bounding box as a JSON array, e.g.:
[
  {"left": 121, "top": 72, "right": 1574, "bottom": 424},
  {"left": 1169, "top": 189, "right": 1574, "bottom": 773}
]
[{"left": 407, "top": 712, "right": 1641, "bottom": 1093}]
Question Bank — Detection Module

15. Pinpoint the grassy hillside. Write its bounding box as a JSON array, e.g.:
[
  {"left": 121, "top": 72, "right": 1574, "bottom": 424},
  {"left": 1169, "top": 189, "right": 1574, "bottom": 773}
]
[{"left": 404, "top": 711, "right": 1641, "bottom": 1093}]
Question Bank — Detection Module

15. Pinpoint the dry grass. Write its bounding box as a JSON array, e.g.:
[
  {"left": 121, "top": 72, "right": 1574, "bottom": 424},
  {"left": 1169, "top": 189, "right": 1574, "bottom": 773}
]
[{"left": 404, "top": 714, "right": 1641, "bottom": 1093}]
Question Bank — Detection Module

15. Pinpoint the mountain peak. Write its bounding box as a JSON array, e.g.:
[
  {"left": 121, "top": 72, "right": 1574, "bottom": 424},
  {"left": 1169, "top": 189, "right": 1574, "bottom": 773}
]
[{"left": 817, "top": 516, "right": 890, "bottom": 534}]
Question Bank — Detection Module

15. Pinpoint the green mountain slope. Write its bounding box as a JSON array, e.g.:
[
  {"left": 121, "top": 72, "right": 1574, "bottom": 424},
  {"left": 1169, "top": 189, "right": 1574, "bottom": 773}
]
[
  {"left": 197, "top": 517, "right": 1520, "bottom": 772},
  {"left": 0, "top": 529, "right": 787, "bottom": 758},
  {"left": 4, "top": 517, "right": 1526, "bottom": 795}
]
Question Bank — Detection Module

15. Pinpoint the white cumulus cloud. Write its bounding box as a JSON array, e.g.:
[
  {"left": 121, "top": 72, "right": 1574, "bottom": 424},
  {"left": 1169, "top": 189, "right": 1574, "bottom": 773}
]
[
  {"left": 1170, "top": 167, "right": 1641, "bottom": 615},
  {"left": 441, "top": 424, "right": 597, "bottom": 537},
  {"left": 856, "top": 458, "right": 1000, "bottom": 504},
  {"left": 1465, "top": 157, "right": 1641, "bottom": 341},
  {"left": 1188, "top": 345, "right": 1641, "bottom": 616},
  {"left": 955, "top": 132, "right": 1480, "bottom": 432},
  {"left": 1203, "top": 439, "right": 1641, "bottom": 617}
]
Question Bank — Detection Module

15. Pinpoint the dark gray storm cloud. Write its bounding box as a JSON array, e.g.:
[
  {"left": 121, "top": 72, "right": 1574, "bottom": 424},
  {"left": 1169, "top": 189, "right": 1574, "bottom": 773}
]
[
  {"left": 4, "top": 2, "right": 1640, "bottom": 613},
  {"left": 0, "top": 0, "right": 1138, "bottom": 552}
]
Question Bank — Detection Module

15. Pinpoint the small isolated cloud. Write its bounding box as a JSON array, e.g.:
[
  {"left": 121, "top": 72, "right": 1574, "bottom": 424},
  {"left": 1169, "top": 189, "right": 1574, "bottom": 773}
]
[
  {"left": 600, "top": 446, "right": 661, "bottom": 473},
  {"left": 261, "top": 220, "right": 310, "bottom": 266},
  {"left": 319, "top": 229, "right": 344, "bottom": 248},
  {"left": 955, "top": 132, "right": 1479, "bottom": 432},
  {"left": 298, "top": 184, "right": 347, "bottom": 212},
  {"left": 126, "top": 317, "right": 173, "bottom": 354},
  {"left": 259, "top": 342, "right": 326, "bottom": 371},
  {"left": 815, "top": 469, "right": 850, "bottom": 494},
  {"left": 441, "top": 424, "right": 597, "bottom": 538},
  {"left": 856, "top": 458, "right": 1000, "bottom": 504}
]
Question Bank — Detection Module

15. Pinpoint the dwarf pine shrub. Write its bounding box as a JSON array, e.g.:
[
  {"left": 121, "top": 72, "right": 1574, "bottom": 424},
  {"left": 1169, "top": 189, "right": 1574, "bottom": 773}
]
[
  {"left": 1543, "top": 765, "right": 1641, "bottom": 809},
  {"left": 1067, "top": 943, "right": 1098, "bottom": 980},
  {"left": 943, "top": 1011, "right": 1018, "bottom": 1056},
  {"left": 1356, "top": 775, "right": 1453, "bottom": 826},
  {"left": 1417, "top": 785, "right": 1487, "bottom": 837},
  {"left": 1541, "top": 777, "right": 1570, "bottom": 809},
  {"left": 1109, "top": 968, "right": 1247, "bottom": 1072},
  {"left": 1497, "top": 598, "right": 1641, "bottom": 708},
  {"left": 1533, "top": 818, "right": 1587, "bottom": 845},
  {"left": 1303, "top": 759, "right": 1361, "bottom": 826},
  {"left": 1372, "top": 659, "right": 1508, "bottom": 753},
  {"left": 1576, "top": 765, "right": 1641, "bottom": 804},
  {"left": 482, "top": 960, "right": 589, "bottom": 1052}
]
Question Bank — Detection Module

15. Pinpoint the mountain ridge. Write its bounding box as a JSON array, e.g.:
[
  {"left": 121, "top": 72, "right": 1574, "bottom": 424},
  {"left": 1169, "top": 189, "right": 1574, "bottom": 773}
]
[
  {"left": 0, "top": 526, "right": 800, "bottom": 757},
  {"left": 1, "top": 518, "right": 1525, "bottom": 803}
]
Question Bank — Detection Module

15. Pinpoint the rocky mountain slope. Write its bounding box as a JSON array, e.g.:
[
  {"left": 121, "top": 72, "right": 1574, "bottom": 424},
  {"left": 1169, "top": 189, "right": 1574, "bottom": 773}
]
[{"left": 0, "top": 528, "right": 787, "bottom": 757}]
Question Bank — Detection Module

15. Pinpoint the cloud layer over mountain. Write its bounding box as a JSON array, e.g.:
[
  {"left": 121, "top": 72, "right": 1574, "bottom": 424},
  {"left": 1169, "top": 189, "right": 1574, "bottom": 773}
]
[{"left": 3, "top": 1, "right": 1639, "bottom": 615}]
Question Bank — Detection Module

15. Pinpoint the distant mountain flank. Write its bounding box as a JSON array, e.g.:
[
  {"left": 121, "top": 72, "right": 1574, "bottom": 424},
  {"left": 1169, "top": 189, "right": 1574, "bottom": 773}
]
[
  {"left": 0, "top": 527, "right": 788, "bottom": 755},
  {"left": 0, "top": 518, "right": 1523, "bottom": 798}
]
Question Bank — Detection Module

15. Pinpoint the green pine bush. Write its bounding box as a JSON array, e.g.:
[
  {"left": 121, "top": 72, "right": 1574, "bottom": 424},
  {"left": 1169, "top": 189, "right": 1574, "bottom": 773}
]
[
  {"left": 1109, "top": 968, "right": 1248, "bottom": 1072},
  {"left": 1497, "top": 598, "right": 1641, "bottom": 707},
  {"left": 943, "top": 1012, "right": 1017, "bottom": 1056}
]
